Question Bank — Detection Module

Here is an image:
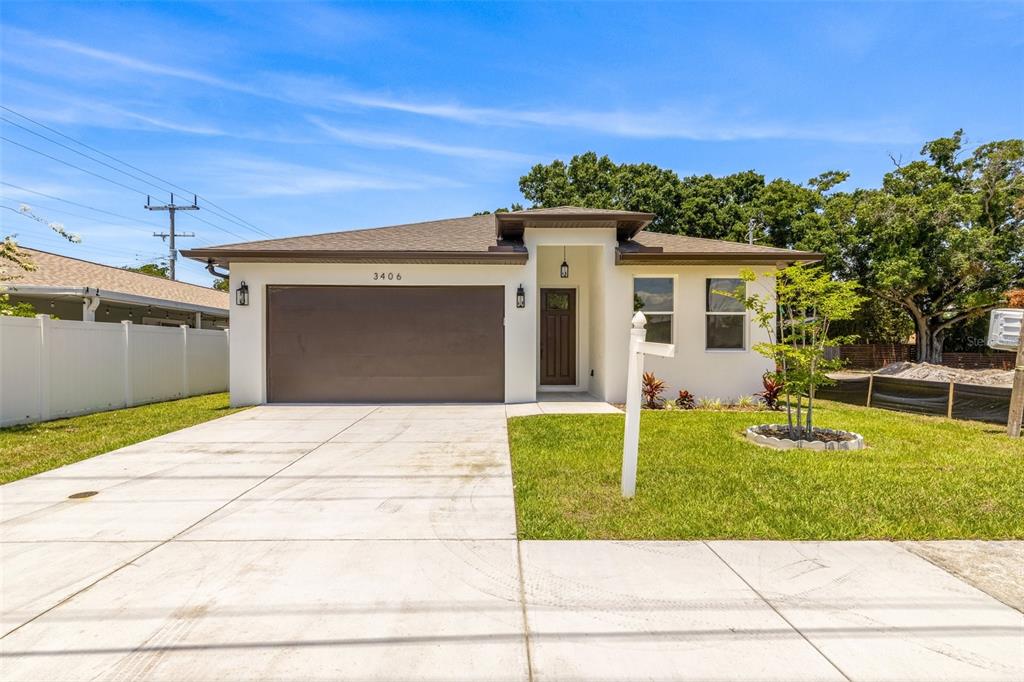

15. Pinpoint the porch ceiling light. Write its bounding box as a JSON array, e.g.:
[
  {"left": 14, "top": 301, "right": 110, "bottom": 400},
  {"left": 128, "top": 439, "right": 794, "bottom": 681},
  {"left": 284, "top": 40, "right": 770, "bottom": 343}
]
[
  {"left": 236, "top": 281, "right": 250, "bottom": 306},
  {"left": 560, "top": 246, "right": 569, "bottom": 279},
  {"left": 516, "top": 284, "right": 526, "bottom": 309}
]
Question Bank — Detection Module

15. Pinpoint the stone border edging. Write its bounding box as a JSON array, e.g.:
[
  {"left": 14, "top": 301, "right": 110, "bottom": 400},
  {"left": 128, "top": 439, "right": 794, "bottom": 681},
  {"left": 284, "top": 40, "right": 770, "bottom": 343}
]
[{"left": 745, "top": 424, "right": 866, "bottom": 451}]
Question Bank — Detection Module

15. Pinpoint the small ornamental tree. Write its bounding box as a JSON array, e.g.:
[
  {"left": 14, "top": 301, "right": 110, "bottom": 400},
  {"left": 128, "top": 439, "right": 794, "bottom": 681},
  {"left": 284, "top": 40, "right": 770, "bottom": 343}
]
[{"left": 730, "top": 264, "right": 865, "bottom": 440}]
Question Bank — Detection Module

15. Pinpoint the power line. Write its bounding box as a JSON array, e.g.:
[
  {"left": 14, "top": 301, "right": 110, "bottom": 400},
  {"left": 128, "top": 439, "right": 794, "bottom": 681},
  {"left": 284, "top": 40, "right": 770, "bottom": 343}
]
[
  {"left": 0, "top": 182, "right": 165, "bottom": 230},
  {"left": 180, "top": 210, "right": 247, "bottom": 241},
  {"left": 1, "top": 185, "right": 217, "bottom": 250},
  {"left": 0, "top": 105, "right": 276, "bottom": 239},
  {"left": 1, "top": 197, "right": 153, "bottom": 235},
  {"left": 1, "top": 136, "right": 152, "bottom": 197},
  {"left": 4, "top": 113, "right": 263, "bottom": 237},
  {"left": 2, "top": 136, "right": 261, "bottom": 243},
  {"left": 1, "top": 116, "right": 173, "bottom": 199},
  {"left": 0, "top": 205, "right": 164, "bottom": 261}
]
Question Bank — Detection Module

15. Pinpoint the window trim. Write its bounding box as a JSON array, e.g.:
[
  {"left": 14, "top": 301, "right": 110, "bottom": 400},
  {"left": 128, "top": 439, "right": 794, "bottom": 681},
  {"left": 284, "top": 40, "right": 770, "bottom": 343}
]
[
  {"left": 632, "top": 275, "right": 675, "bottom": 344},
  {"left": 704, "top": 277, "right": 747, "bottom": 352}
]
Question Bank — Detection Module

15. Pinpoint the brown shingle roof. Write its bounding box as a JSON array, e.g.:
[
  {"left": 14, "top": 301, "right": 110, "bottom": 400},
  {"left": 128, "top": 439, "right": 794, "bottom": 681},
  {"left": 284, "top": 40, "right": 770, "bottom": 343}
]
[
  {"left": 6, "top": 247, "right": 229, "bottom": 311},
  {"left": 182, "top": 207, "right": 820, "bottom": 266},
  {"left": 192, "top": 214, "right": 499, "bottom": 253},
  {"left": 620, "top": 231, "right": 821, "bottom": 263}
]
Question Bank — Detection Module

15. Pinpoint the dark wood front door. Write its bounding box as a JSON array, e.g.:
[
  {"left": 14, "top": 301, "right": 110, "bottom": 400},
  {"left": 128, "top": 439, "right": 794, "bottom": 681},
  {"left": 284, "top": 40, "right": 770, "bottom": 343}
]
[{"left": 540, "top": 288, "right": 576, "bottom": 385}]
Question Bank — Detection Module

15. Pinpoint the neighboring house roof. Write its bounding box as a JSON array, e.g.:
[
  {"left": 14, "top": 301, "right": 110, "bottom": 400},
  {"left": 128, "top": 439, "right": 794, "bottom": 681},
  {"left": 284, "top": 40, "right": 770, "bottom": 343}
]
[
  {"left": 3, "top": 247, "right": 229, "bottom": 313},
  {"left": 182, "top": 206, "right": 821, "bottom": 266}
]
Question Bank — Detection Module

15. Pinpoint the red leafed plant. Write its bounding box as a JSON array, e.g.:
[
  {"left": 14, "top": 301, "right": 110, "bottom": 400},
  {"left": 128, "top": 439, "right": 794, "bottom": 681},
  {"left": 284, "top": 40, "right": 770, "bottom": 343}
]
[
  {"left": 756, "top": 372, "right": 784, "bottom": 410},
  {"left": 642, "top": 371, "right": 666, "bottom": 409},
  {"left": 675, "top": 390, "right": 696, "bottom": 409}
]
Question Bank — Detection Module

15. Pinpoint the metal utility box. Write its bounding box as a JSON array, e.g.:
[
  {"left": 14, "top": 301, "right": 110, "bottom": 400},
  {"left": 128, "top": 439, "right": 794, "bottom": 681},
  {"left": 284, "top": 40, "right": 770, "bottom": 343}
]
[{"left": 988, "top": 308, "right": 1022, "bottom": 352}]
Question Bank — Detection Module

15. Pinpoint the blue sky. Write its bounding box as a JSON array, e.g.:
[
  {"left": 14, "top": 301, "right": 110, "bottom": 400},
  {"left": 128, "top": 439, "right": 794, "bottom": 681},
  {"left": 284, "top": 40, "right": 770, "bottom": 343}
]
[{"left": 1, "top": 1, "right": 1021, "bottom": 286}]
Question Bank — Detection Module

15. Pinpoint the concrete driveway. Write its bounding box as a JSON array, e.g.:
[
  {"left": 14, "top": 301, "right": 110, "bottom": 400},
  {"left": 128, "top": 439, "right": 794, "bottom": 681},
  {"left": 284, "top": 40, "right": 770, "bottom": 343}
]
[{"left": 2, "top": 405, "right": 1022, "bottom": 681}]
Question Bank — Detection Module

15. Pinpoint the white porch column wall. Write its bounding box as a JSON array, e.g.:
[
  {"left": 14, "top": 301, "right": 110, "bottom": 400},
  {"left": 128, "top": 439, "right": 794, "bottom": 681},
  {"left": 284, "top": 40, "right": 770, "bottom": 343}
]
[
  {"left": 225, "top": 261, "right": 536, "bottom": 406},
  {"left": 524, "top": 228, "right": 616, "bottom": 396},
  {"left": 587, "top": 246, "right": 607, "bottom": 399},
  {"left": 534, "top": 244, "right": 594, "bottom": 392}
]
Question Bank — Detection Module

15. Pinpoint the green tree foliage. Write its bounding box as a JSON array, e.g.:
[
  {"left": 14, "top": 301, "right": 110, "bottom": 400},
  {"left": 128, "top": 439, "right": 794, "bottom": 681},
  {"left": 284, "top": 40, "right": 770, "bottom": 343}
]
[
  {"left": 122, "top": 262, "right": 170, "bottom": 278},
  {"left": 817, "top": 131, "right": 1024, "bottom": 363},
  {"left": 830, "top": 297, "right": 915, "bottom": 345},
  {"left": 212, "top": 277, "right": 229, "bottom": 292},
  {"left": 519, "top": 152, "right": 684, "bottom": 233},
  {"left": 518, "top": 151, "right": 848, "bottom": 249},
  {"left": 0, "top": 296, "right": 36, "bottom": 317},
  {"left": 473, "top": 203, "right": 525, "bottom": 216}
]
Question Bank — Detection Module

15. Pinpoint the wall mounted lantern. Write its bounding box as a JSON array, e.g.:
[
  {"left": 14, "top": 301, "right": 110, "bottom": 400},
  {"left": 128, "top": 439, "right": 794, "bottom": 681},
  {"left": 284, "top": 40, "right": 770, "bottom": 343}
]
[
  {"left": 516, "top": 284, "right": 526, "bottom": 309},
  {"left": 236, "top": 281, "right": 250, "bottom": 306},
  {"left": 560, "top": 246, "right": 569, "bottom": 279}
]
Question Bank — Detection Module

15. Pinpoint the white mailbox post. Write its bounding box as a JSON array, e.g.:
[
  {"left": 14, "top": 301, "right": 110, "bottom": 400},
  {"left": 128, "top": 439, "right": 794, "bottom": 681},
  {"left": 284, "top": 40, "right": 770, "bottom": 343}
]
[
  {"left": 988, "top": 309, "right": 1024, "bottom": 437},
  {"left": 622, "top": 311, "right": 676, "bottom": 497}
]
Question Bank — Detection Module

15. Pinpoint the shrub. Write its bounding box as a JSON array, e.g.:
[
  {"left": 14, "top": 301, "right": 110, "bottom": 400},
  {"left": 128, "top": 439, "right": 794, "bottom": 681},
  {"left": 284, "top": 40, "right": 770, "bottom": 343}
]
[
  {"left": 736, "top": 395, "right": 757, "bottom": 409},
  {"left": 641, "top": 371, "right": 666, "bottom": 409},
  {"left": 756, "top": 372, "right": 784, "bottom": 410},
  {"left": 675, "top": 390, "right": 695, "bottom": 410},
  {"left": 696, "top": 397, "right": 723, "bottom": 410}
]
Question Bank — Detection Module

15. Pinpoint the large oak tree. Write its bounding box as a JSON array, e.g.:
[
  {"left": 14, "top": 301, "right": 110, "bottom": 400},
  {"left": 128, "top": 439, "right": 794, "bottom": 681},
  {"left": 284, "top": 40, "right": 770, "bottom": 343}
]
[
  {"left": 518, "top": 151, "right": 840, "bottom": 249},
  {"left": 821, "top": 131, "right": 1023, "bottom": 363}
]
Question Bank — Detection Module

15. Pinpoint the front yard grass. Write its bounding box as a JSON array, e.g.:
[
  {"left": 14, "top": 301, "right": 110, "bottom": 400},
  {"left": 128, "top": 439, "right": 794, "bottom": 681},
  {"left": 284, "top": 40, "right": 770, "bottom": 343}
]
[
  {"left": 0, "top": 393, "right": 245, "bottom": 484},
  {"left": 508, "top": 400, "right": 1024, "bottom": 540}
]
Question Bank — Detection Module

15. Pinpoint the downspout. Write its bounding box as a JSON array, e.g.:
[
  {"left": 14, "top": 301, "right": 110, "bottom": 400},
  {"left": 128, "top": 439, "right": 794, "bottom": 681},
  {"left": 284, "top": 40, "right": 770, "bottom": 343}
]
[
  {"left": 82, "top": 288, "right": 101, "bottom": 321},
  {"left": 205, "top": 260, "right": 230, "bottom": 280}
]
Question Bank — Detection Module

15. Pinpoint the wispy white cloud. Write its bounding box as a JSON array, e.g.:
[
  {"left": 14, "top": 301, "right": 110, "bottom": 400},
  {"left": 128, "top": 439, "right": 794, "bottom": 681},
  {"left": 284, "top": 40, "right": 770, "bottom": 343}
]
[
  {"left": 328, "top": 92, "right": 915, "bottom": 144},
  {"left": 205, "top": 157, "right": 463, "bottom": 197},
  {"left": 10, "top": 28, "right": 916, "bottom": 144},
  {"left": 307, "top": 116, "right": 532, "bottom": 162},
  {"left": 31, "top": 34, "right": 253, "bottom": 94},
  {"left": 1, "top": 76, "right": 226, "bottom": 136}
]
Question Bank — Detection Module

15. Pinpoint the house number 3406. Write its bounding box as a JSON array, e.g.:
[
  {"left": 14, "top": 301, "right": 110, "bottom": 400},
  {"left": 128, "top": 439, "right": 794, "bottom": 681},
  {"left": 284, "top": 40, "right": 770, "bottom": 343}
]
[{"left": 373, "top": 272, "right": 401, "bottom": 281}]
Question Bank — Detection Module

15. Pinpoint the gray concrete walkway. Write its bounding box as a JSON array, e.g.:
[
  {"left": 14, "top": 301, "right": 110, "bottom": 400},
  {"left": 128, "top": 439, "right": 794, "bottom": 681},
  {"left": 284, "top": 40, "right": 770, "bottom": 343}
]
[{"left": 2, "top": 405, "right": 1021, "bottom": 681}]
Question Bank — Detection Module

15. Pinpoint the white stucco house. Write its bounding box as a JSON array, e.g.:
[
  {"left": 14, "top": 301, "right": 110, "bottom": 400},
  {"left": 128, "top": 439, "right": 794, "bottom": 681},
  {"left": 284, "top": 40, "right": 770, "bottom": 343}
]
[{"left": 182, "top": 207, "right": 820, "bottom": 406}]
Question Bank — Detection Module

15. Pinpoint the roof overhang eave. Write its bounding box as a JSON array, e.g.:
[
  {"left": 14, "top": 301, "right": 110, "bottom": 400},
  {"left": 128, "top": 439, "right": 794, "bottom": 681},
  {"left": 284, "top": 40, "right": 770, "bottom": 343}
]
[
  {"left": 0, "top": 284, "right": 229, "bottom": 315},
  {"left": 493, "top": 212, "right": 654, "bottom": 240}
]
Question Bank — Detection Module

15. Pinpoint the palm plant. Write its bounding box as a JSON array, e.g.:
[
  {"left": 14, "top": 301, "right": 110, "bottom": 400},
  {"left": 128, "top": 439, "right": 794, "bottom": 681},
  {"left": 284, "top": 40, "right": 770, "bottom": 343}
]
[{"left": 641, "top": 371, "right": 666, "bottom": 409}]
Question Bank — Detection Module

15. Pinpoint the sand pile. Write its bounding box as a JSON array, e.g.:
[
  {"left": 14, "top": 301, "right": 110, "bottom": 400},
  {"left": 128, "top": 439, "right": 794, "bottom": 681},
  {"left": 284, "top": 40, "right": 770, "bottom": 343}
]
[{"left": 874, "top": 361, "right": 1012, "bottom": 387}]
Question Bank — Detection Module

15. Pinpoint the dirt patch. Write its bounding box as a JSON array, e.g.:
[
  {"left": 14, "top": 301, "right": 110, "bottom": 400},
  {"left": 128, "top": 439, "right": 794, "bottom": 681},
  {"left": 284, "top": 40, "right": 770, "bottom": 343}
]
[
  {"left": 900, "top": 541, "right": 1024, "bottom": 613},
  {"left": 870, "top": 362, "right": 1012, "bottom": 387}
]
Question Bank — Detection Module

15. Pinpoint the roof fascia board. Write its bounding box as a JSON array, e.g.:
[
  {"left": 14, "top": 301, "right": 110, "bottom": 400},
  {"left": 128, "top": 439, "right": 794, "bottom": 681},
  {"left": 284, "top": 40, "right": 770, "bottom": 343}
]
[
  {"left": 615, "top": 249, "right": 824, "bottom": 265},
  {"left": 182, "top": 249, "right": 529, "bottom": 266}
]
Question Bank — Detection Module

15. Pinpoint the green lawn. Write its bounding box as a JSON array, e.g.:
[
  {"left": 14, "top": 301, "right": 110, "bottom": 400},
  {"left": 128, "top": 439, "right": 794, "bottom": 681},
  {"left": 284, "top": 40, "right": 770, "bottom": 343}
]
[
  {"left": 0, "top": 393, "right": 245, "bottom": 484},
  {"left": 508, "top": 401, "right": 1024, "bottom": 540}
]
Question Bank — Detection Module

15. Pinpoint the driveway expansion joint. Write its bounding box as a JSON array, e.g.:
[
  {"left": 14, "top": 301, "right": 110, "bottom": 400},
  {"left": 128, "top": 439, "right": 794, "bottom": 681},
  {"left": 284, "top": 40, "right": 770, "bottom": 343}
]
[{"left": 702, "top": 541, "right": 854, "bottom": 682}]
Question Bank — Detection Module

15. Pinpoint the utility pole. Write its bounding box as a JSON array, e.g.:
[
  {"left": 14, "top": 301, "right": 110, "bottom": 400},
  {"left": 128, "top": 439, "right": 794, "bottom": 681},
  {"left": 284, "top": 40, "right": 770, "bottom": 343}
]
[
  {"left": 1008, "top": 329, "right": 1024, "bottom": 437},
  {"left": 146, "top": 193, "right": 197, "bottom": 280}
]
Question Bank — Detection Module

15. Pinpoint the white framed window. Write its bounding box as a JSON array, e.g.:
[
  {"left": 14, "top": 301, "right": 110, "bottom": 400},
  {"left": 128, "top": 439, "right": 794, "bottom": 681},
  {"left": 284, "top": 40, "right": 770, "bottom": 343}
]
[
  {"left": 633, "top": 276, "right": 674, "bottom": 343},
  {"left": 705, "top": 278, "right": 746, "bottom": 350}
]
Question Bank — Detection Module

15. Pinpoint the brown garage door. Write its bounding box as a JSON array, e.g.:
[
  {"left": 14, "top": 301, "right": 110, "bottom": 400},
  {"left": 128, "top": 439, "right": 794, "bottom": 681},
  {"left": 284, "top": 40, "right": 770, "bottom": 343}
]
[{"left": 267, "top": 285, "right": 504, "bottom": 403}]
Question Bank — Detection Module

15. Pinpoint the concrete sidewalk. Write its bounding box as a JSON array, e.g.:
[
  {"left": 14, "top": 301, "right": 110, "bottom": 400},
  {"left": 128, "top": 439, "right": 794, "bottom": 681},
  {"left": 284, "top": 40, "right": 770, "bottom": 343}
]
[{"left": 2, "top": 405, "right": 1021, "bottom": 681}]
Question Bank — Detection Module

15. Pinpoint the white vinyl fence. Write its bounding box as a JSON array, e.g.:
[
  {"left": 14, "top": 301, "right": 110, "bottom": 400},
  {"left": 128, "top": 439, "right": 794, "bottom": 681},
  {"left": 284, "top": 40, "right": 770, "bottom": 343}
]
[{"left": 1, "top": 315, "right": 228, "bottom": 427}]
